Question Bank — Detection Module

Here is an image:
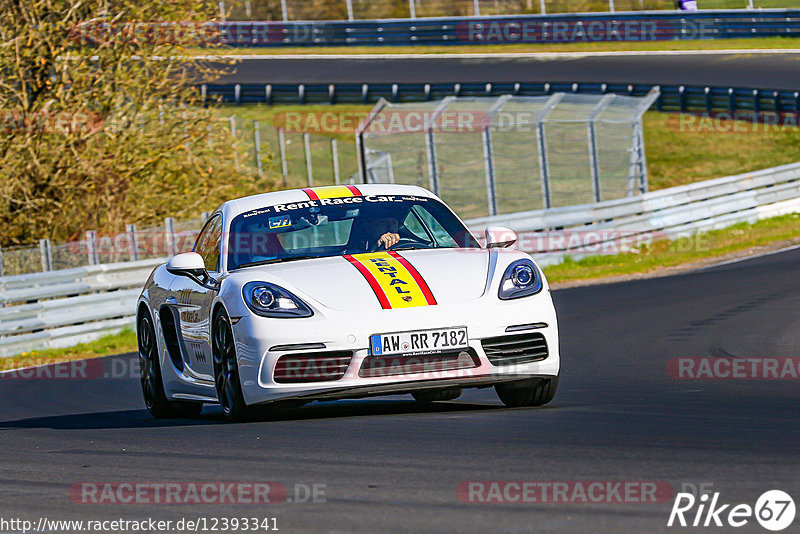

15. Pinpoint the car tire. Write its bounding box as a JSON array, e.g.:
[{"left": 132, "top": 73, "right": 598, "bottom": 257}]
[
  {"left": 495, "top": 375, "right": 559, "bottom": 408},
  {"left": 412, "top": 387, "right": 462, "bottom": 403},
  {"left": 138, "top": 310, "right": 203, "bottom": 419},
  {"left": 212, "top": 308, "right": 250, "bottom": 421}
]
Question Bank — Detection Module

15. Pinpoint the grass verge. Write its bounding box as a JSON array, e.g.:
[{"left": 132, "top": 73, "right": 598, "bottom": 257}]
[
  {"left": 198, "top": 37, "right": 800, "bottom": 56},
  {"left": 543, "top": 213, "right": 800, "bottom": 284}
]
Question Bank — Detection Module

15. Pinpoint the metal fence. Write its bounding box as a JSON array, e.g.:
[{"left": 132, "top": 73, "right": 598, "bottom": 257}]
[
  {"left": 356, "top": 90, "right": 660, "bottom": 219},
  {"left": 225, "top": 115, "right": 360, "bottom": 187},
  {"left": 0, "top": 218, "right": 206, "bottom": 279},
  {"left": 220, "top": 0, "right": 795, "bottom": 22}
]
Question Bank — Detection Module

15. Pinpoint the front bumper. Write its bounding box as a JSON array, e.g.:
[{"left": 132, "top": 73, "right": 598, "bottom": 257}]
[{"left": 231, "top": 291, "right": 560, "bottom": 406}]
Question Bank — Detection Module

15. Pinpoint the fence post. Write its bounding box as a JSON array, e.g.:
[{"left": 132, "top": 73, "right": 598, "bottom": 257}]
[
  {"left": 345, "top": 0, "right": 354, "bottom": 20},
  {"left": 39, "top": 239, "right": 52, "bottom": 272},
  {"left": 587, "top": 94, "right": 615, "bottom": 204},
  {"left": 425, "top": 129, "right": 439, "bottom": 195},
  {"left": 472, "top": 0, "right": 480, "bottom": 16},
  {"left": 409, "top": 0, "right": 416, "bottom": 18},
  {"left": 165, "top": 218, "right": 177, "bottom": 257},
  {"left": 253, "top": 120, "right": 263, "bottom": 177},
  {"left": 540, "top": 0, "right": 546, "bottom": 14},
  {"left": 535, "top": 93, "right": 563, "bottom": 210},
  {"left": 86, "top": 231, "right": 99, "bottom": 266},
  {"left": 587, "top": 122, "right": 601, "bottom": 203},
  {"left": 229, "top": 115, "right": 239, "bottom": 171},
  {"left": 635, "top": 122, "right": 649, "bottom": 194},
  {"left": 0, "top": 246, "right": 4, "bottom": 278},
  {"left": 608, "top": 0, "right": 615, "bottom": 12},
  {"left": 280, "top": 0, "right": 288, "bottom": 21},
  {"left": 304, "top": 133, "right": 314, "bottom": 186},
  {"left": 126, "top": 224, "right": 139, "bottom": 262},
  {"left": 218, "top": 1, "right": 226, "bottom": 21},
  {"left": 747, "top": 0, "right": 754, "bottom": 8},
  {"left": 278, "top": 128, "right": 288, "bottom": 187},
  {"left": 332, "top": 139, "right": 341, "bottom": 185},
  {"left": 482, "top": 128, "right": 498, "bottom": 216}
]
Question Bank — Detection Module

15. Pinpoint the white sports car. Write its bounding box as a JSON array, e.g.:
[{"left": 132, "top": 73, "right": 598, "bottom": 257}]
[{"left": 136, "top": 184, "right": 560, "bottom": 420}]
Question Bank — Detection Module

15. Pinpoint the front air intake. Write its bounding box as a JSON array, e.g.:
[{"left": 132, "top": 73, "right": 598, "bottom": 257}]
[
  {"left": 359, "top": 349, "right": 479, "bottom": 378},
  {"left": 274, "top": 351, "right": 353, "bottom": 383},
  {"left": 481, "top": 333, "right": 549, "bottom": 366}
]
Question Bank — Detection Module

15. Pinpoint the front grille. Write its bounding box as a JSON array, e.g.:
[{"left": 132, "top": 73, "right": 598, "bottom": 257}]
[
  {"left": 274, "top": 351, "right": 353, "bottom": 383},
  {"left": 359, "top": 348, "right": 480, "bottom": 378},
  {"left": 481, "top": 333, "right": 549, "bottom": 366}
]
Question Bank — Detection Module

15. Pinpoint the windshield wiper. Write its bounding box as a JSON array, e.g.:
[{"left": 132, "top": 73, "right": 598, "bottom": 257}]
[{"left": 237, "top": 256, "right": 315, "bottom": 268}]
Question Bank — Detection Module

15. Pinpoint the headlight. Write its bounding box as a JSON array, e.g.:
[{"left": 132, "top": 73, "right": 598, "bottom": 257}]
[
  {"left": 498, "top": 259, "right": 543, "bottom": 300},
  {"left": 242, "top": 281, "right": 313, "bottom": 318}
]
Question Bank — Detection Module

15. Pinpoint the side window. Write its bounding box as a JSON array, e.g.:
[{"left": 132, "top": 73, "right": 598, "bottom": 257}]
[
  {"left": 402, "top": 210, "right": 431, "bottom": 243},
  {"left": 194, "top": 215, "right": 222, "bottom": 272},
  {"left": 410, "top": 206, "right": 458, "bottom": 247}
]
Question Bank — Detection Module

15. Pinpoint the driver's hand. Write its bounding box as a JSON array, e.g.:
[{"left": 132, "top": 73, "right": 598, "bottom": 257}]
[{"left": 377, "top": 232, "right": 400, "bottom": 249}]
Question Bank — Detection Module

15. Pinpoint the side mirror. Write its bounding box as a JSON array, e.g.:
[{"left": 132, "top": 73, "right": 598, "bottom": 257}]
[
  {"left": 485, "top": 226, "right": 517, "bottom": 249},
  {"left": 166, "top": 252, "right": 207, "bottom": 280}
]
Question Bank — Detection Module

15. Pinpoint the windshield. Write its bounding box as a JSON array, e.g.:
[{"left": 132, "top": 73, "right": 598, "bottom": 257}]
[{"left": 227, "top": 194, "right": 480, "bottom": 270}]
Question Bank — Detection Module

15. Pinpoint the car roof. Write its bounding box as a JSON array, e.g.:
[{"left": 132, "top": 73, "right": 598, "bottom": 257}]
[{"left": 218, "top": 184, "right": 436, "bottom": 221}]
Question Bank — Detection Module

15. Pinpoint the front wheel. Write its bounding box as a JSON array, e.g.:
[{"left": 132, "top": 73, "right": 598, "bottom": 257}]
[
  {"left": 138, "top": 311, "right": 203, "bottom": 419},
  {"left": 212, "top": 308, "right": 249, "bottom": 421},
  {"left": 495, "top": 376, "right": 559, "bottom": 408}
]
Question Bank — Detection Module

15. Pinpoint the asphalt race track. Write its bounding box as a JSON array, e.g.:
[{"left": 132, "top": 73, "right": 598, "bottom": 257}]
[
  {"left": 1, "top": 247, "right": 798, "bottom": 533},
  {"left": 215, "top": 52, "right": 800, "bottom": 91}
]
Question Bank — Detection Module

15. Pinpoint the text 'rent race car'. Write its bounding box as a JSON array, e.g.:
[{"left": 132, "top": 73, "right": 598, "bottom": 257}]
[{"left": 136, "top": 184, "right": 560, "bottom": 420}]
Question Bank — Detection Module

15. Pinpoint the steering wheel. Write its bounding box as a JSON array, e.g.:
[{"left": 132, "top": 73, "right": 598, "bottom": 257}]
[{"left": 381, "top": 237, "right": 431, "bottom": 251}]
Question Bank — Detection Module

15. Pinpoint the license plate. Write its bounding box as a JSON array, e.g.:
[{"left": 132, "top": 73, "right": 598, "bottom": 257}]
[{"left": 370, "top": 327, "right": 468, "bottom": 357}]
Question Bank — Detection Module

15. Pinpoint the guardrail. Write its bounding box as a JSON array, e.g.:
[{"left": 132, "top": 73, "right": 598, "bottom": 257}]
[
  {"left": 210, "top": 10, "right": 800, "bottom": 46},
  {"left": 0, "top": 260, "right": 163, "bottom": 357},
  {"left": 1, "top": 161, "right": 799, "bottom": 357},
  {"left": 220, "top": 0, "right": 781, "bottom": 24},
  {"left": 203, "top": 82, "right": 800, "bottom": 116},
  {"left": 467, "top": 161, "right": 800, "bottom": 265}
]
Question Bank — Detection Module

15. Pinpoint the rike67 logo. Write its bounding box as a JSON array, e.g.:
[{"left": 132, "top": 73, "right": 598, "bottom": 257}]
[{"left": 668, "top": 490, "right": 795, "bottom": 531}]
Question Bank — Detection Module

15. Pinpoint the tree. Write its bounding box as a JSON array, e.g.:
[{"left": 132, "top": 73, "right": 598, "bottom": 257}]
[{"left": 0, "top": 0, "right": 262, "bottom": 246}]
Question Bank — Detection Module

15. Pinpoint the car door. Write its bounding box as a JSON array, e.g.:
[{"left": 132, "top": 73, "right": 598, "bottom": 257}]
[{"left": 168, "top": 215, "right": 222, "bottom": 381}]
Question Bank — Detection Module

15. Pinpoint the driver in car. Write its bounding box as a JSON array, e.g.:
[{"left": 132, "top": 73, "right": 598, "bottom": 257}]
[{"left": 373, "top": 217, "right": 401, "bottom": 249}]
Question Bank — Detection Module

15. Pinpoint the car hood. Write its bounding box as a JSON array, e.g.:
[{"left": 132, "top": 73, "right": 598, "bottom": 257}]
[{"left": 244, "top": 249, "right": 490, "bottom": 312}]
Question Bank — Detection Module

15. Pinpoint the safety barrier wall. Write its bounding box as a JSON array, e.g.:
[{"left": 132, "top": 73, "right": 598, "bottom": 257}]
[
  {"left": 203, "top": 82, "right": 800, "bottom": 115},
  {"left": 209, "top": 10, "right": 800, "bottom": 46}
]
